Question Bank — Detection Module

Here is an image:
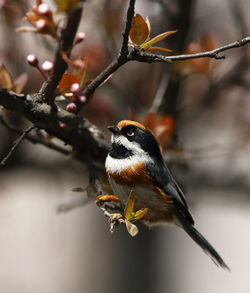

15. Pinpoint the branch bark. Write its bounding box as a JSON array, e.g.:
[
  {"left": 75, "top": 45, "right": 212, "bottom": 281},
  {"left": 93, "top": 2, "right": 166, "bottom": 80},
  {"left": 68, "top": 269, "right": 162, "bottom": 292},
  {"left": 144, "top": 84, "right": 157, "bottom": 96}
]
[{"left": 0, "top": 87, "right": 108, "bottom": 171}]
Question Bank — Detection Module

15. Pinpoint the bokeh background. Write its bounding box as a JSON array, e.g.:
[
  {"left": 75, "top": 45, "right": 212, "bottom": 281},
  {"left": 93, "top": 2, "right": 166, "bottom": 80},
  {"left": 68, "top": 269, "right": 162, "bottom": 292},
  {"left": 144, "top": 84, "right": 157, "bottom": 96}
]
[{"left": 0, "top": 0, "right": 250, "bottom": 292}]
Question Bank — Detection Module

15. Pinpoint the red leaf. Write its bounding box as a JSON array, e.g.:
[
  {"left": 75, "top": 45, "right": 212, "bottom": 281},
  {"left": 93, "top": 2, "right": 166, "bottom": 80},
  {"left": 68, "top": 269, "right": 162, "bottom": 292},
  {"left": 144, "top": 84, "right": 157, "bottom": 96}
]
[{"left": 59, "top": 73, "right": 78, "bottom": 94}]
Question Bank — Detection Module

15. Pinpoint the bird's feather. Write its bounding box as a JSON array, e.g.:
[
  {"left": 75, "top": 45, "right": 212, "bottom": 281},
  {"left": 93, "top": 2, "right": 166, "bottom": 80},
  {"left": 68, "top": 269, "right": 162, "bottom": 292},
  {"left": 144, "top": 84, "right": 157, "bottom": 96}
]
[{"left": 146, "top": 161, "right": 194, "bottom": 225}]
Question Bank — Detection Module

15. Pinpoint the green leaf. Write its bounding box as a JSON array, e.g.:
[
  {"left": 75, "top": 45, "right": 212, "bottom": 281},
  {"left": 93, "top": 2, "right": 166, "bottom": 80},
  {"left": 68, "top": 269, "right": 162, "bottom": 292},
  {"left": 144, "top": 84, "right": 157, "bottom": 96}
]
[
  {"left": 141, "top": 30, "right": 177, "bottom": 49},
  {"left": 133, "top": 208, "right": 148, "bottom": 221},
  {"left": 53, "top": 0, "right": 79, "bottom": 12},
  {"left": 124, "top": 190, "right": 135, "bottom": 221}
]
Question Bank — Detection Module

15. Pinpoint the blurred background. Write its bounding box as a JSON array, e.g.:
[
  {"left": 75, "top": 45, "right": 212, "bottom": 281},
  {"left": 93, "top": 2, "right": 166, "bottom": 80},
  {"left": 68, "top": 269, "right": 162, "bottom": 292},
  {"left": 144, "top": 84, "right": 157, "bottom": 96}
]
[{"left": 0, "top": 0, "right": 250, "bottom": 292}]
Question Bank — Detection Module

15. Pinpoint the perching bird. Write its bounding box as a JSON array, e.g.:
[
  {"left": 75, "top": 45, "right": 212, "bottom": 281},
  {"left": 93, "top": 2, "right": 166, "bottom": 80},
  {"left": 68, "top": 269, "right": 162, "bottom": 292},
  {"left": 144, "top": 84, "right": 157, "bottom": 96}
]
[{"left": 105, "top": 120, "right": 229, "bottom": 270}]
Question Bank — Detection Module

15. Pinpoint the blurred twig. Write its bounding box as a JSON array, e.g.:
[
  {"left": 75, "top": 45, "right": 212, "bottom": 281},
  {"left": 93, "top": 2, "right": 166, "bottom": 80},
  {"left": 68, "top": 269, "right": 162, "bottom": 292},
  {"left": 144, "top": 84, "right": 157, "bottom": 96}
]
[
  {"left": 57, "top": 196, "right": 94, "bottom": 213},
  {"left": 0, "top": 113, "right": 71, "bottom": 157},
  {"left": 0, "top": 123, "right": 35, "bottom": 165},
  {"left": 228, "top": 0, "right": 248, "bottom": 38}
]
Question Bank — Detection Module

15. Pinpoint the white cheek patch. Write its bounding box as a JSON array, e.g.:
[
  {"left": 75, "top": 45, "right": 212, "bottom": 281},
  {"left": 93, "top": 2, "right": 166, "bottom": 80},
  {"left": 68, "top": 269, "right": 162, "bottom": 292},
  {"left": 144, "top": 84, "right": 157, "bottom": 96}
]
[
  {"left": 105, "top": 153, "right": 153, "bottom": 173},
  {"left": 106, "top": 133, "right": 153, "bottom": 173}
]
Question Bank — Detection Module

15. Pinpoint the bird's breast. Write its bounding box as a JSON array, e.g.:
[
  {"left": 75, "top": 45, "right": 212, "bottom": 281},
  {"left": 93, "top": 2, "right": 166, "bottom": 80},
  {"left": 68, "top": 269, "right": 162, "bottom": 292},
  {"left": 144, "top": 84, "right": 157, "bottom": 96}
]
[{"left": 107, "top": 174, "right": 174, "bottom": 224}]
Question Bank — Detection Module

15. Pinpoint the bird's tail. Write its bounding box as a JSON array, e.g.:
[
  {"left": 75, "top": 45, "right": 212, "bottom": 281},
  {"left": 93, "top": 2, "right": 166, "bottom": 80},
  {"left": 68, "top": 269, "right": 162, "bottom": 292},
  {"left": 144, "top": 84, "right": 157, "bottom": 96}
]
[{"left": 175, "top": 212, "right": 230, "bottom": 270}]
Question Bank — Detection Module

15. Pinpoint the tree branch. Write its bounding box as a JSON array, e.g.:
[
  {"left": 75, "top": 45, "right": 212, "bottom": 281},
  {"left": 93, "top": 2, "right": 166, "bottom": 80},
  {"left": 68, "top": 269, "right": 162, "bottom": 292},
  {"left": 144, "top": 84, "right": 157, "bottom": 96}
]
[
  {"left": 38, "top": 4, "right": 83, "bottom": 105},
  {"left": 130, "top": 36, "right": 250, "bottom": 62},
  {"left": 79, "top": 0, "right": 136, "bottom": 108},
  {"left": 119, "top": 0, "right": 136, "bottom": 59},
  {"left": 0, "top": 87, "right": 108, "bottom": 171},
  {"left": 0, "top": 114, "right": 71, "bottom": 157}
]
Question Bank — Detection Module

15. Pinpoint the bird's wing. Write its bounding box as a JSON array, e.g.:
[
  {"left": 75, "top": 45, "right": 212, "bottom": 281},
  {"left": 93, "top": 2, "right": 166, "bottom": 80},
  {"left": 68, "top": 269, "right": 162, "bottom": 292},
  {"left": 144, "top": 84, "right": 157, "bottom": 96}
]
[{"left": 146, "top": 161, "right": 194, "bottom": 225}]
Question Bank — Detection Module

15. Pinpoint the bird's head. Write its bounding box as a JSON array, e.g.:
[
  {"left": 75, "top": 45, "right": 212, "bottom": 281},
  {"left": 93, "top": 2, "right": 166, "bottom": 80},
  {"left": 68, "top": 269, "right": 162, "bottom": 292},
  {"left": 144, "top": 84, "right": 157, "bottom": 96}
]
[{"left": 107, "top": 120, "right": 162, "bottom": 161}]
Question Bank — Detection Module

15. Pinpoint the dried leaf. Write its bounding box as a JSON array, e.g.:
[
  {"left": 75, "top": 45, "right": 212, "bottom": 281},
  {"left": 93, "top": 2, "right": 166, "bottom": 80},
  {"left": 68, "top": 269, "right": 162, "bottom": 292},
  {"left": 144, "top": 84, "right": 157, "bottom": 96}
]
[
  {"left": 26, "top": 11, "right": 40, "bottom": 26},
  {"left": 133, "top": 208, "right": 148, "bottom": 221},
  {"left": 0, "top": 65, "right": 13, "bottom": 89},
  {"left": 129, "top": 14, "right": 149, "bottom": 46},
  {"left": 96, "top": 195, "right": 121, "bottom": 204},
  {"left": 59, "top": 73, "right": 78, "bottom": 94},
  {"left": 125, "top": 219, "right": 139, "bottom": 237},
  {"left": 124, "top": 190, "right": 135, "bottom": 220},
  {"left": 143, "top": 112, "right": 157, "bottom": 131},
  {"left": 16, "top": 26, "right": 37, "bottom": 33},
  {"left": 146, "top": 46, "right": 173, "bottom": 53},
  {"left": 12, "top": 73, "right": 28, "bottom": 94},
  {"left": 22, "top": 8, "right": 57, "bottom": 37},
  {"left": 141, "top": 29, "right": 177, "bottom": 49}
]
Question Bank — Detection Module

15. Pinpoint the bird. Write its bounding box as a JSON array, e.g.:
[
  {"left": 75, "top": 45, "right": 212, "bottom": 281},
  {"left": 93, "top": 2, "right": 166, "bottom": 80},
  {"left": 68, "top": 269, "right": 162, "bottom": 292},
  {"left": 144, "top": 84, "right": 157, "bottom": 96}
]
[{"left": 105, "top": 119, "right": 230, "bottom": 270}]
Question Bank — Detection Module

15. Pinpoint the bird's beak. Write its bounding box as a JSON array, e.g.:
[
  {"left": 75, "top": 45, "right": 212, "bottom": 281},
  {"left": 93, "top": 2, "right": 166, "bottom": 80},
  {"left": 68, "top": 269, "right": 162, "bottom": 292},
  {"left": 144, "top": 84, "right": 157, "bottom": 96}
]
[{"left": 107, "top": 125, "right": 120, "bottom": 135}]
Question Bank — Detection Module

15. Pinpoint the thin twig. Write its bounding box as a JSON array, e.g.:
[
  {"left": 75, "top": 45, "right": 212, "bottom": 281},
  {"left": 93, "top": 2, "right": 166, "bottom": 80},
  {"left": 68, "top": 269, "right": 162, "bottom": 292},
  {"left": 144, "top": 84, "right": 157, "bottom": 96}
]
[
  {"left": 130, "top": 36, "right": 250, "bottom": 62},
  {"left": 83, "top": 25, "right": 250, "bottom": 100},
  {"left": 119, "top": 0, "right": 136, "bottom": 59},
  {"left": 98, "top": 205, "right": 125, "bottom": 233},
  {"left": 79, "top": 0, "right": 136, "bottom": 109},
  {"left": 149, "top": 69, "right": 171, "bottom": 112},
  {"left": 0, "top": 114, "right": 71, "bottom": 157},
  {"left": 0, "top": 125, "right": 35, "bottom": 165}
]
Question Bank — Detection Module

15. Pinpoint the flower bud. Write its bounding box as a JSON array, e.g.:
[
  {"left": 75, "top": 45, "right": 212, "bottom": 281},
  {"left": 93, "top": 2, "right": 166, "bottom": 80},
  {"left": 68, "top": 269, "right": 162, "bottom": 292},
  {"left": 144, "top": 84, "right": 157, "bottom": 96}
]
[
  {"left": 70, "top": 83, "right": 80, "bottom": 93},
  {"left": 36, "top": 19, "right": 46, "bottom": 31},
  {"left": 37, "top": 3, "right": 50, "bottom": 15},
  {"left": 59, "top": 122, "right": 67, "bottom": 128},
  {"left": 41, "top": 60, "right": 53, "bottom": 72},
  {"left": 66, "top": 102, "right": 77, "bottom": 113},
  {"left": 27, "top": 54, "right": 39, "bottom": 67},
  {"left": 78, "top": 94, "right": 86, "bottom": 103},
  {"left": 74, "top": 32, "right": 86, "bottom": 45}
]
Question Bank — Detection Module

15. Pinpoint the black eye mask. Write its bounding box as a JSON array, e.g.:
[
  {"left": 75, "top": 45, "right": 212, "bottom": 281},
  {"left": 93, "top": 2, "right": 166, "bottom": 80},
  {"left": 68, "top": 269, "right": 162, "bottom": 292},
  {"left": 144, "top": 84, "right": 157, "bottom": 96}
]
[{"left": 109, "top": 143, "right": 133, "bottom": 159}]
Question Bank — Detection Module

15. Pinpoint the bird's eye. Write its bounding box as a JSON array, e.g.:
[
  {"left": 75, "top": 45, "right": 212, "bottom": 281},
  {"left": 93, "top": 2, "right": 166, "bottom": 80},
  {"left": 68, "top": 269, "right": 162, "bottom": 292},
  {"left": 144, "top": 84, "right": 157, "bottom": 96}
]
[{"left": 127, "top": 129, "right": 135, "bottom": 137}]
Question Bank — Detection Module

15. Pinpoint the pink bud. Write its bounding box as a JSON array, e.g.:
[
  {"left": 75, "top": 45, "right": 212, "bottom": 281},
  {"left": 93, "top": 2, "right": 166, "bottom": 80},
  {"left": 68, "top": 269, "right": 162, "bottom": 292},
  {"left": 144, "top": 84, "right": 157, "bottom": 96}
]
[
  {"left": 41, "top": 60, "right": 53, "bottom": 72},
  {"left": 37, "top": 3, "right": 50, "bottom": 15},
  {"left": 70, "top": 83, "right": 80, "bottom": 92},
  {"left": 78, "top": 94, "right": 86, "bottom": 103},
  {"left": 66, "top": 102, "right": 77, "bottom": 113},
  {"left": 59, "top": 122, "right": 67, "bottom": 128},
  {"left": 27, "top": 54, "right": 38, "bottom": 67},
  {"left": 36, "top": 19, "right": 46, "bottom": 30},
  {"left": 74, "top": 32, "right": 86, "bottom": 44}
]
